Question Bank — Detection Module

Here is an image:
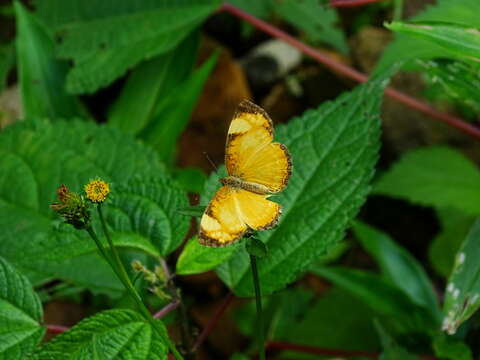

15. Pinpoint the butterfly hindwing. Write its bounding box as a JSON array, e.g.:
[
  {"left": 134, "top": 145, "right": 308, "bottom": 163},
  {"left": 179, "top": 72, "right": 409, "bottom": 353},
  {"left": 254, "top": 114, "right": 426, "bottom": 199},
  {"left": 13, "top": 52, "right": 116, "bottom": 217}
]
[
  {"left": 199, "top": 186, "right": 247, "bottom": 247},
  {"left": 199, "top": 186, "right": 282, "bottom": 247},
  {"left": 234, "top": 189, "right": 282, "bottom": 230},
  {"left": 225, "top": 100, "right": 291, "bottom": 193}
]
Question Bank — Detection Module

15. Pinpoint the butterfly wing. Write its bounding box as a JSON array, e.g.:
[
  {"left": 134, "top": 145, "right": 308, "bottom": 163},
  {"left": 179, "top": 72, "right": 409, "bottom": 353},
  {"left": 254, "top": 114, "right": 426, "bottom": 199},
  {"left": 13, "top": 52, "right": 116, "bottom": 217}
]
[
  {"left": 225, "top": 100, "right": 292, "bottom": 193},
  {"left": 235, "top": 189, "right": 282, "bottom": 230},
  {"left": 199, "top": 186, "right": 282, "bottom": 247},
  {"left": 199, "top": 186, "right": 247, "bottom": 247}
]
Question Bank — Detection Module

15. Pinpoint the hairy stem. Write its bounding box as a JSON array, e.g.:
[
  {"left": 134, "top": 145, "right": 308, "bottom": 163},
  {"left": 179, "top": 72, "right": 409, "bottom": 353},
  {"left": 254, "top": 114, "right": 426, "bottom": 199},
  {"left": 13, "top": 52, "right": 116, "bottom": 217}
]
[
  {"left": 250, "top": 254, "right": 266, "bottom": 360},
  {"left": 92, "top": 206, "right": 184, "bottom": 360}
]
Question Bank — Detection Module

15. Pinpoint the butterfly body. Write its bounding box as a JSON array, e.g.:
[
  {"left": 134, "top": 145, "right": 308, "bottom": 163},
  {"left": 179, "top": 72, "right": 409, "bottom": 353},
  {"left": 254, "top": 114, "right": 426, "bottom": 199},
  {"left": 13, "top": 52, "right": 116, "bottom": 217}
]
[
  {"left": 199, "top": 100, "right": 292, "bottom": 247},
  {"left": 220, "top": 176, "right": 271, "bottom": 195}
]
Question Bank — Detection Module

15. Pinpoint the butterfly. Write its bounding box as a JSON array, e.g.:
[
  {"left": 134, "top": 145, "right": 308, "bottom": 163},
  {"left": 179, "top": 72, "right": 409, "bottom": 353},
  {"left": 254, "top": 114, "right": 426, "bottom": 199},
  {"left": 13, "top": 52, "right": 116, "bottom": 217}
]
[{"left": 199, "top": 100, "right": 292, "bottom": 247}]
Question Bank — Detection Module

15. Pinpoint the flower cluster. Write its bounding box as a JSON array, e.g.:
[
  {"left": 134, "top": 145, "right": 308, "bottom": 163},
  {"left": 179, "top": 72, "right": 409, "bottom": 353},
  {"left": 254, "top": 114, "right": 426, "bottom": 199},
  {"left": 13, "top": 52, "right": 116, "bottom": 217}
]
[
  {"left": 50, "top": 184, "right": 90, "bottom": 229},
  {"left": 84, "top": 179, "right": 110, "bottom": 203}
]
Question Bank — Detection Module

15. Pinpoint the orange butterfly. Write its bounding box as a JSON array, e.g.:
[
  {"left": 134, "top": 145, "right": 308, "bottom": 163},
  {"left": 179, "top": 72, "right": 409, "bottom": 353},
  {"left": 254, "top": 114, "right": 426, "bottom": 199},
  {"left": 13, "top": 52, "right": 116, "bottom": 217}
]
[{"left": 199, "top": 100, "right": 292, "bottom": 247}]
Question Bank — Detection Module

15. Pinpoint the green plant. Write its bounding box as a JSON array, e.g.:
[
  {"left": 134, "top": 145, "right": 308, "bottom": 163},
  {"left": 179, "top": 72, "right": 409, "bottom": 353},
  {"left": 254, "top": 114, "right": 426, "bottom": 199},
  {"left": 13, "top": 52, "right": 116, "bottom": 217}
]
[{"left": 2, "top": 0, "right": 480, "bottom": 358}]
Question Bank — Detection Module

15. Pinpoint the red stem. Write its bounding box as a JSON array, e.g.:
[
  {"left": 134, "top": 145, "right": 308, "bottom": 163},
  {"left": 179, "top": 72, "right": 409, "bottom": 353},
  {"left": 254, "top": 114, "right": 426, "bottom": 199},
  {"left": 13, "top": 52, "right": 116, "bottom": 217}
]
[
  {"left": 153, "top": 299, "right": 180, "bottom": 319},
  {"left": 191, "top": 292, "right": 235, "bottom": 352},
  {"left": 267, "top": 341, "right": 437, "bottom": 359},
  {"left": 330, "top": 0, "right": 389, "bottom": 7},
  {"left": 220, "top": 2, "right": 480, "bottom": 140},
  {"left": 46, "top": 324, "right": 69, "bottom": 334}
]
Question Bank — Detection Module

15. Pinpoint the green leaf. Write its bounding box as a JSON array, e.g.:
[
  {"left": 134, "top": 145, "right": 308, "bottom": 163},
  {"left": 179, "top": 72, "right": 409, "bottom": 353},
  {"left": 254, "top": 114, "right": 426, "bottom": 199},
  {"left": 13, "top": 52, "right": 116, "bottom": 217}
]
[
  {"left": 0, "top": 43, "right": 14, "bottom": 92},
  {"left": 386, "top": 21, "right": 480, "bottom": 61},
  {"left": 36, "top": 0, "right": 220, "bottom": 94},
  {"left": 353, "top": 221, "right": 441, "bottom": 320},
  {"left": 176, "top": 205, "right": 206, "bottom": 218},
  {"left": 176, "top": 237, "right": 237, "bottom": 275},
  {"left": 108, "top": 178, "right": 189, "bottom": 256},
  {"left": 443, "top": 219, "right": 480, "bottom": 334},
  {"left": 433, "top": 333, "right": 472, "bottom": 360},
  {"left": 245, "top": 237, "right": 268, "bottom": 258},
  {"left": 108, "top": 31, "right": 199, "bottom": 135},
  {"left": 140, "top": 53, "right": 218, "bottom": 164},
  {"left": 15, "top": 1, "right": 87, "bottom": 120},
  {"left": 375, "top": 321, "right": 420, "bottom": 360},
  {"left": 429, "top": 208, "right": 475, "bottom": 277},
  {"left": 32, "top": 309, "right": 168, "bottom": 359},
  {"left": 274, "top": 0, "right": 348, "bottom": 54},
  {"left": 312, "top": 266, "right": 437, "bottom": 333},
  {"left": 275, "top": 287, "right": 379, "bottom": 351},
  {"left": 376, "top": 0, "right": 480, "bottom": 73},
  {"left": 210, "top": 73, "right": 389, "bottom": 297},
  {"left": 0, "top": 120, "right": 188, "bottom": 294},
  {"left": 374, "top": 147, "right": 480, "bottom": 215},
  {"left": 0, "top": 256, "right": 45, "bottom": 359},
  {"left": 420, "top": 59, "right": 480, "bottom": 116}
]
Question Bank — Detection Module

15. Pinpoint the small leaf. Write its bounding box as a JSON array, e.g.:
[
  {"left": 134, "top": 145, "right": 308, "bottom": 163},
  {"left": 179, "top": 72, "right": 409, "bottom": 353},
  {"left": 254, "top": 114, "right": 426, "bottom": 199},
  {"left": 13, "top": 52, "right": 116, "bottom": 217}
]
[
  {"left": 108, "top": 31, "right": 199, "bottom": 135},
  {"left": 140, "top": 53, "right": 218, "bottom": 164},
  {"left": 32, "top": 309, "right": 168, "bottom": 359},
  {"left": 443, "top": 219, "right": 480, "bottom": 334},
  {"left": 386, "top": 21, "right": 480, "bottom": 61},
  {"left": 15, "top": 1, "right": 87, "bottom": 119},
  {"left": 172, "top": 167, "right": 207, "bottom": 194},
  {"left": 376, "top": 0, "right": 480, "bottom": 73},
  {"left": 429, "top": 208, "right": 475, "bottom": 277},
  {"left": 353, "top": 221, "right": 441, "bottom": 320},
  {"left": 176, "top": 237, "right": 237, "bottom": 275},
  {"left": 274, "top": 0, "right": 348, "bottom": 54},
  {"left": 374, "top": 147, "right": 480, "bottom": 216},
  {"left": 245, "top": 237, "right": 268, "bottom": 258},
  {"left": 0, "top": 256, "right": 45, "bottom": 359},
  {"left": 433, "top": 333, "right": 472, "bottom": 360}
]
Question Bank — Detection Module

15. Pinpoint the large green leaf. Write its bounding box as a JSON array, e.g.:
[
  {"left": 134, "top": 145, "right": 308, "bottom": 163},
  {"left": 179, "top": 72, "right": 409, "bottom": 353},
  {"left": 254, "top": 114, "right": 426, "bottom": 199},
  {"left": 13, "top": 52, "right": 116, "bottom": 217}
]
[
  {"left": 386, "top": 21, "right": 480, "bottom": 61},
  {"left": 140, "top": 53, "right": 218, "bottom": 164},
  {"left": 0, "top": 256, "right": 44, "bottom": 360},
  {"left": 32, "top": 310, "right": 167, "bottom": 359},
  {"left": 312, "top": 266, "right": 437, "bottom": 334},
  {"left": 15, "top": 2, "right": 87, "bottom": 120},
  {"left": 108, "top": 31, "right": 199, "bottom": 135},
  {"left": 443, "top": 219, "right": 480, "bottom": 334},
  {"left": 353, "top": 222, "right": 441, "bottom": 320},
  {"left": 35, "top": 0, "right": 220, "bottom": 93},
  {"left": 374, "top": 147, "right": 480, "bottom": 216},
  {"left": 207, "top": 73, "right": 388, "bottom": 297},
  {"left": 0, "top": 121, "right": 188, "bottom": 294},
  {"left": 376, "top": 0, "right": 480, "bottom": 73}
]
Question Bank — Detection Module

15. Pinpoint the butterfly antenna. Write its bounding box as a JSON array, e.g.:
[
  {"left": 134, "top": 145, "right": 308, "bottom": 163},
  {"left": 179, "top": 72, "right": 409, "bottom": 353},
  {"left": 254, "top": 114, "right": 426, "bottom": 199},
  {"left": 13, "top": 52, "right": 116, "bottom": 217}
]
[{"left": 203, "top": 151, "right": 218, "bottom": 172}]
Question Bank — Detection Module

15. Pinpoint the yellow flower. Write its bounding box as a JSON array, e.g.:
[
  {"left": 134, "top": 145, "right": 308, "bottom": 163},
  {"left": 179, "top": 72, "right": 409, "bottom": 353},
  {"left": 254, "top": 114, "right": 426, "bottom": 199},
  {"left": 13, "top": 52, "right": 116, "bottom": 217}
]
[{"left": 84, "top": 179, "right": 110, "bottom": 203}]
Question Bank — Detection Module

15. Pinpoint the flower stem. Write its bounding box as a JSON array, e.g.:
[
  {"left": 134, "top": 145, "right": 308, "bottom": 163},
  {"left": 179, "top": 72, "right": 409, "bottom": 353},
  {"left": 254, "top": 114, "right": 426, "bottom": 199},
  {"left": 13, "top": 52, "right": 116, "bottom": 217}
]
[
  {"left": 250, "top": 254, "right": 266, "bottom": 360},
  {"left": 88, "top": 205, "right": 184, "bottom": 360}
]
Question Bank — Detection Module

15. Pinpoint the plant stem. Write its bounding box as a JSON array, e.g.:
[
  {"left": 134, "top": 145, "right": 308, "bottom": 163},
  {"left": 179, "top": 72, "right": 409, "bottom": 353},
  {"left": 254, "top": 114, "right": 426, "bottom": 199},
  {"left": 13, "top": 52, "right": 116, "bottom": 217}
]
[
  {"left": 250, "top": 254, "right": 266, "bottom": 360},
  {"left": 393, "top": 0, "right": 403, "bottom": 20},
  {"left": 91, "top": 205, "right": 184, "bottom": 360}
]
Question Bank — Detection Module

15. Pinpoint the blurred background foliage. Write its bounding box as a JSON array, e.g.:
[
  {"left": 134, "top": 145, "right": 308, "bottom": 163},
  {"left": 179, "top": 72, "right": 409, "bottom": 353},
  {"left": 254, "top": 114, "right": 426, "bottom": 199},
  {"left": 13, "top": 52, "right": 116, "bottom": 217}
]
[{"left": 1, "top": 0, "right": 480, "bottom": 359}]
